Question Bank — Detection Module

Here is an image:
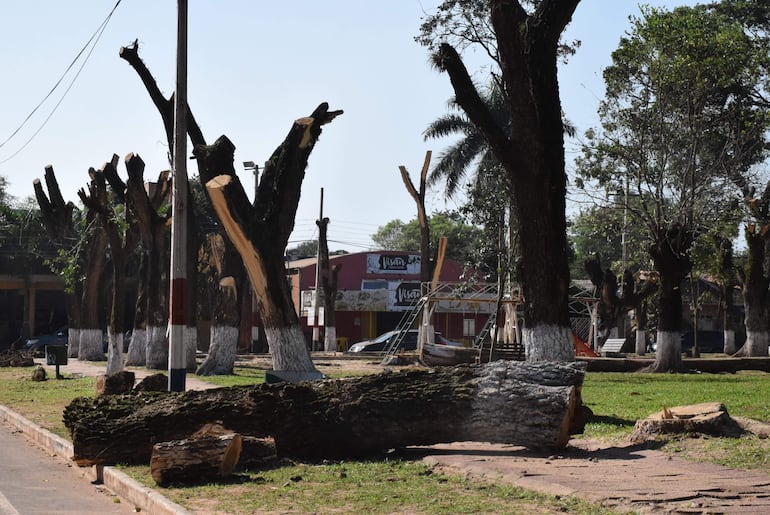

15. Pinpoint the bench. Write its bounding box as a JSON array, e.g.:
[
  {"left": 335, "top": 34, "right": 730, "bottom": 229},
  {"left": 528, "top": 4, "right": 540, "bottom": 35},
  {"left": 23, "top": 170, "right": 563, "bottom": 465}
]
[{"left": 600, "top": 338, "right": 626, "bottom": 357}]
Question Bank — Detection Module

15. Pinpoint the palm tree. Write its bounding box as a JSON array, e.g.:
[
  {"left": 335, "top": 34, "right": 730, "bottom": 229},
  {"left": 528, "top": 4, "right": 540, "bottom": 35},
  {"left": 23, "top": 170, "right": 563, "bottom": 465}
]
[{"left": 423, "top": 80, "right": 510, "bottom": 199}]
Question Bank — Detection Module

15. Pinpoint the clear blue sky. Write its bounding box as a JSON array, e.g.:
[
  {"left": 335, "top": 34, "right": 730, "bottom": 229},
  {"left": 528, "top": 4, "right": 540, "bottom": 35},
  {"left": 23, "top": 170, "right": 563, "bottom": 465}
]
[{"left": 0, "top": 1, "right": 698, "bottom": 252}]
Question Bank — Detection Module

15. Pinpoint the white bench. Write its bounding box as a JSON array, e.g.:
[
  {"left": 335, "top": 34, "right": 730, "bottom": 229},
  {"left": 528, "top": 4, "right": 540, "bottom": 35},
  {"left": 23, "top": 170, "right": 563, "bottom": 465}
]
[{"left": 600, "top": 338, "right": 626, "bottom": 357}]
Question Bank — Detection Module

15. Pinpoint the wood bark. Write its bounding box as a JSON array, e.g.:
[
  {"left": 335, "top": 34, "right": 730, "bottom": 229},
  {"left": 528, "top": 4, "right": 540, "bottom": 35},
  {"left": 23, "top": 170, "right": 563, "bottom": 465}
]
[
  {"left": 649, "top": 223, "right": 692, "bottom": 371},
  {"left": 316, "top": 217, "right": 341, "bottom": 352},
  {"left": 736, "top": 224, "right": 770, "bottom": 356},
  {"left": 196, "top": 234, "right": 240, "bottom": 375},
  {"left": 715, "top": 238, "right": 739, "bottom": 355},
  {"left": 197, "top": 103, "right": 342, "bottom": 371},
  {"left": 79, "top": 160, "right": 137, "bottom": 371},
  {"left": 33, "top": 166, "right": 107, "bottom": 359},
  {"left": 150, "top": 432, "right": 242, "bottom": 486},
  {"left": 121, "top": 40, "right": 244, "bottom": 368},
  {"left": 64, "top": 361, "right": 589, "bottom": 466},
  {"left": 584, "top": 256, "right": 657, "bottom": 350},
  {"left": 399, "top": 150, "right": 432, "bottom": 284},
  {"left": 630, "top": 403, "right": 743, "bottom": 443},
  {"left": 434, "top": 1, "right": 579, "bottom": 360},
  {"left": 33, "top": 167, "right": 82, "bottom": 350},
  {"left": 124, "top": 153, "right": 172, "bottom": 367}
]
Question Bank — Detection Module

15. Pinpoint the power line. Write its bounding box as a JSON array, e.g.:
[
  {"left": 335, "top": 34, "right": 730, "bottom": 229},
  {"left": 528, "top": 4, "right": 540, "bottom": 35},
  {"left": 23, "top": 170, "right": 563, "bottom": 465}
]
[{"left": 0, "top": 0, "right": 123, "bottom": 164}]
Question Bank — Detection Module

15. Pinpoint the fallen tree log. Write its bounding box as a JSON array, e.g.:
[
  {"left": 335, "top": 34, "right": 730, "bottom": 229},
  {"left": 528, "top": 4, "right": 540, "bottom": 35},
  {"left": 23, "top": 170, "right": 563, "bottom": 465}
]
[
  {"left": 150, "top": 431, "right": 242, "bottom": 486},
  {"left": 64, "top": 361, "right": 590, "bottom": 466}
]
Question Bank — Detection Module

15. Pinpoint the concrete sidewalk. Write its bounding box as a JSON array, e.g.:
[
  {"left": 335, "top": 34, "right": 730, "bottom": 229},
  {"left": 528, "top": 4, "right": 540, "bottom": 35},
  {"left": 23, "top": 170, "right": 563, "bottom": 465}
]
[{"left": 0, "top": 357, "right": 219, "bottom": 515}]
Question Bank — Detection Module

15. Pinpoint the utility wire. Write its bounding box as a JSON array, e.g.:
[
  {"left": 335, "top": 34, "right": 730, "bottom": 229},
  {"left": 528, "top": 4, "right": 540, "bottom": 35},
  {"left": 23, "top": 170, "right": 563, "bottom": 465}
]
[{"left": 0, "top": 0, "right": 122, "bottom": 164}]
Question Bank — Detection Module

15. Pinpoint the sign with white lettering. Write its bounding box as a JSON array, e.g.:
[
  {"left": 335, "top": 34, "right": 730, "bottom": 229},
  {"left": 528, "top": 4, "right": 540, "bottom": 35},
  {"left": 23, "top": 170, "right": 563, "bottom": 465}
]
[{"left": 366, "top": 253, "right": 421, "bottom": 275}]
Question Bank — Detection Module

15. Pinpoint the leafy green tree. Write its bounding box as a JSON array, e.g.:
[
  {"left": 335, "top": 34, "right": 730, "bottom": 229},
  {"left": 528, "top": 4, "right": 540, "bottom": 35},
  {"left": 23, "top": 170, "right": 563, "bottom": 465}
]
[
  {"left": 569, "top": 204, "right": 649, "bottom": 280},
  {"left": 576, "top": 4, "right": 770, "bottom": 369},
  {"left": 421, "top": 0, "right": 580, "bottom": 361},
  {"left": 287, "top": 240, "right": 319, "bottom": 260},
  {"left": 373, "top": 210, "right": 488, "bottom": 275}
]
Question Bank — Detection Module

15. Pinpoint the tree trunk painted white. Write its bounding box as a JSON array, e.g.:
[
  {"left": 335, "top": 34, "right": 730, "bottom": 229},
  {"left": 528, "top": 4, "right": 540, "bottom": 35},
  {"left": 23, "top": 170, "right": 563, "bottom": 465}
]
[
  {"left": 105, "top": 329, "right": 124, "bottom": 376},
  {"left": 635, "top": 329, "right": 647, "bottom": 355},
  {"left": 523, "top": 324, "right": 575, "bottom": 362},
  {"left": 504, "top": 304, "right": 516, "bottom": 343},
  {"left": 67, "top": 328, "right": 80, "bottom": 358},
  {"left": 266, "top": 326, "right": 315, "bottom": 371},
  {"left": 323, "top": 326, "right": 337, "bottom": 352},
  {"left": 653, "top": 331, "right": 682, "bottom": 371},
  {"left": 125, "top": 328, "right": 147, "bottom": 366},
  {"left": 79, "top": 329, "right": 105, "bottom": 361},
  {"left": 146, "top": 325, "right": 169, "bottom": 370},
  {"left": 723, "top": 329, "right": 736, "bottom": 355},
  {"left": 743, "top": 330, "right": 769, "bottom": 357},
  {"left": 196, "top": 326, "right": 238, "bottom": 376},
  {"left": 185, "top": 326, "right": 198, "bottom": 370}
]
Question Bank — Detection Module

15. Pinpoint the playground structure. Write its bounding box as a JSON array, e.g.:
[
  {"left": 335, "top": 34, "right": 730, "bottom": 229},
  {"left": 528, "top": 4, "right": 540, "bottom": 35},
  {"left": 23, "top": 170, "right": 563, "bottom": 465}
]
[{"left": 380, "top": 280, "right": 601, "bottom": 365}]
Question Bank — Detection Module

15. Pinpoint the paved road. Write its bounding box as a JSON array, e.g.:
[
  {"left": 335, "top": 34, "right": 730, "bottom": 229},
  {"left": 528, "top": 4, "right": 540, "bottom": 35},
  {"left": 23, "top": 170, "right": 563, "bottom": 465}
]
[{"left": 0, "top": 421, "right": 136, "bottom": 515}]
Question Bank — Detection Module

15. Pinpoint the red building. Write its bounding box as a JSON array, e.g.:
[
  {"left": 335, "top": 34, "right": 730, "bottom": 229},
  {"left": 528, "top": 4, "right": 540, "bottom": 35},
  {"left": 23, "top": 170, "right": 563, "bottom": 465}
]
[{"left": 286, "top": 250, "right": 493, "bottom": 349}]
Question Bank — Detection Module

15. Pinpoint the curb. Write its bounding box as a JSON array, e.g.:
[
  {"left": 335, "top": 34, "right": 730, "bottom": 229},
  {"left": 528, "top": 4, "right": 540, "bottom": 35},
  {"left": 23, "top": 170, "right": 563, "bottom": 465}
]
[{"left": 0, "top": 404, "right": 192, "bottom": 515}]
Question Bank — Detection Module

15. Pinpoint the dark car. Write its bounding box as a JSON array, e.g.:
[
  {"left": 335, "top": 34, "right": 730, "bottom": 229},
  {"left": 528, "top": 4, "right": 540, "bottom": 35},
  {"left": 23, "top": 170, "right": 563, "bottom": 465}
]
[
  {"left": 25, "top": 327, "right": 68, "bottom": 357},
  {"left": 347, "top": 330, "right": 462, "bottom": 353}
]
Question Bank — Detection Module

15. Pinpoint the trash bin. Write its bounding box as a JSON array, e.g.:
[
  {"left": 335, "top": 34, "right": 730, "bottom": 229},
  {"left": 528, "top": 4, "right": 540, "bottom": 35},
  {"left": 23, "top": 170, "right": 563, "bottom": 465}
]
[
  {"left": 336, "top": 337, "right": 348, "bottom": 352},
  {"left": 46, "top": 345, "right": 68, "bottom": 366}
]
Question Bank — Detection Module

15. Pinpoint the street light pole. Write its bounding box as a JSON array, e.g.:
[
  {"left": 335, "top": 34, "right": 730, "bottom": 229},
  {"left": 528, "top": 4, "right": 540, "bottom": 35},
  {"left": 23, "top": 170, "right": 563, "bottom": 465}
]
[{"left": 168, "top": 0, "right": 188, "bottom": 392}]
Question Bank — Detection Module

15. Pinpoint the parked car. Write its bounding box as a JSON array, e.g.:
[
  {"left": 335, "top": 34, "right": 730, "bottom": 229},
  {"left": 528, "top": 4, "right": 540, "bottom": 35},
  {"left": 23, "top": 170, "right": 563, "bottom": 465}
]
[
  {"left": 25, "top": 327, "right": 68, "bottom": 357},
  {"left": 348, "top": 330, "right": 463, "bottom": 353}
]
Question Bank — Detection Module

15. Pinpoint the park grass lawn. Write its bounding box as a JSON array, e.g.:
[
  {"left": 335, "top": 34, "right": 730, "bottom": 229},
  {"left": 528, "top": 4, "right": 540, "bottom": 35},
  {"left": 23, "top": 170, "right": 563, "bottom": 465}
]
[{"left": 2, "top": 363, "right": 770, "bottom": 512}]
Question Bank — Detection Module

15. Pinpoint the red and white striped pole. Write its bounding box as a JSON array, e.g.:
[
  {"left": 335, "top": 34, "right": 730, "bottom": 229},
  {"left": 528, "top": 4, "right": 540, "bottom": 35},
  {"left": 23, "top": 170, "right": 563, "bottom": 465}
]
[{"left": 168, "top": 0, "right": 188, "bottom": 391}]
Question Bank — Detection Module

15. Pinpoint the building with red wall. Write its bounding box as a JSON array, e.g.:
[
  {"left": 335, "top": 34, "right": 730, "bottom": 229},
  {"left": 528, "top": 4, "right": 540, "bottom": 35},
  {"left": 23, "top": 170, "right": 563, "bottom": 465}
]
[{"left": 286, "top": 250, "right": 493, "bottom": 349}]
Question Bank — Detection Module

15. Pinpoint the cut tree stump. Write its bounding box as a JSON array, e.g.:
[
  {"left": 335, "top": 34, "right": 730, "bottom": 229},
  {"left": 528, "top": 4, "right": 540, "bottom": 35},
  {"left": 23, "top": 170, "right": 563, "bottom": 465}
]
[
  {"left": 64, "top": 360, "right": 590, "bottom": 466},
  {"left": 630, "top": 402, "right": 744, "bottom": 443},
  {"left": 96, "top": 371, "right": 136, "bottom": 396}
]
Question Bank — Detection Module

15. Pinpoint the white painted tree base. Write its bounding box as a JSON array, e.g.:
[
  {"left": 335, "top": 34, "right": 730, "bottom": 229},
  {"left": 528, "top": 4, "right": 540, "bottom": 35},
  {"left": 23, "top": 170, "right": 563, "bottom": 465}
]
[
  {"left": 743, "top": 330, "right": 769, "bottom": 357},
  {"left": 324, "top": 326, "right": 337, "bottom": 352},
  {"left": 522, "top": 324, "right": 575, "bottom": 361},
  {"left": 267, "top": 326, "right": 317, "bottom": 372},
  {"left": 67, "top": 328, "right": 80, "bottom": 358},
  {"left": 635, "top": 330, "right": 647, "bottom": 355},
  {"left": 125, "top": 328, "right": 146, "bottom": 366},
  {"left": 197, "top": 325, "right": 238, "bottom": 376},
  {"left": 79, "top": 329, "right": 105, "bottom": 361},
  {"left": 652, "top": 331, "right": 682, "bottom": 371},
  {"left": 146, "top": 325, "right": 169, "bottom": 370},
  {"left": 105, "top": 329, "right": 125, "bottom": 376},
  {"left": 185, "top": 326, "right": 198, "bottom": 370},
  {"left": 723, "top": 329, "right": 736, "bottom": 355}
]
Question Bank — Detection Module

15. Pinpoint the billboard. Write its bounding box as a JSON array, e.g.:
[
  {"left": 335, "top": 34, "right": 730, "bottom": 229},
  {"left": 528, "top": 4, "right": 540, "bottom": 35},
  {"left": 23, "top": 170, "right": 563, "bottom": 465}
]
[{"left": 366, "top": 253, "right": 421, "bottom": 275}]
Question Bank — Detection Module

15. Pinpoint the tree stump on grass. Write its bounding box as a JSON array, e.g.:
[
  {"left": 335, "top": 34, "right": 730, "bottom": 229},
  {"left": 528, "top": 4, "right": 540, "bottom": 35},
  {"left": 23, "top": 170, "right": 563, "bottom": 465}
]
[{"left": 630, "top": 402, "right": 744, "bottom": 443}]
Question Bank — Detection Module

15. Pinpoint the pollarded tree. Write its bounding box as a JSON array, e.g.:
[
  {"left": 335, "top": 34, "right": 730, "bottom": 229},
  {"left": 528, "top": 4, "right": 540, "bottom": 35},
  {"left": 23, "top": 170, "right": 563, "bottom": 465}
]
[
  {"left": 121, "top": 41, "right": 242, "bottom": 374},
  {"left": 78, "top": 158, "right": 138, "bottom": 372},
  {"left": 576, "top": 5, "right": 769, "bottom": 370},
  {"left": 197, "top": 102, "right": 342, "bottom": 373},
  {"left": 421, "top": 0, "right": 579, "bottom": 360},
  {"left": 33, "top": 167, "right": 108, "bottom": 359}
]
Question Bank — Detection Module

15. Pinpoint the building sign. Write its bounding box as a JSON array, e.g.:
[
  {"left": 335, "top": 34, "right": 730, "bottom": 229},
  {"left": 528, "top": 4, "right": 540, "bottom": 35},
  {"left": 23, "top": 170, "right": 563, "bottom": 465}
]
[
  {"left": 389, "top": 281, "right": 421, "bottom": 310},
  {"left": 366, "top": 253, "right": 420, "bottom": 275}
]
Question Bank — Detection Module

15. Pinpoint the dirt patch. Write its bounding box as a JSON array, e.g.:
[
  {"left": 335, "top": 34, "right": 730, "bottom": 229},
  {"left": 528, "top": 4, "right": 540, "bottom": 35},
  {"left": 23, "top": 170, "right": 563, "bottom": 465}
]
[{"left": 416, "top": 436, "right": 770, "bottom": 514}]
